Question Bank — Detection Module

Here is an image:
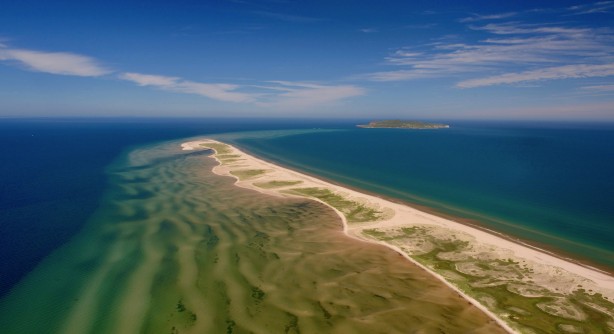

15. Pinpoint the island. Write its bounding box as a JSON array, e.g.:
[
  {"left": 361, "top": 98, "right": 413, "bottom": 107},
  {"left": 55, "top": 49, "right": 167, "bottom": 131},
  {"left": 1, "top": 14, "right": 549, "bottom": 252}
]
[{"left": 357, "top": 120, "right": 450, "bottom": 129}]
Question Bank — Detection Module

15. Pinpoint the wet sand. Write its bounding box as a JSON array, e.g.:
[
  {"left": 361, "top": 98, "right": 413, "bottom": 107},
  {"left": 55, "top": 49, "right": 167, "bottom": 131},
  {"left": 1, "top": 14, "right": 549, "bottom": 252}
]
[{"left": 0, "top": 140, "right": 504, "bottom": 333}]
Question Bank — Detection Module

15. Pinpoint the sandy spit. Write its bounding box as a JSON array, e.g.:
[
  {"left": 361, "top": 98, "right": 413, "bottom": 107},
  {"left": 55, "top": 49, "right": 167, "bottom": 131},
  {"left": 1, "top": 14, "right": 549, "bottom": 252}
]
[{"left": 182, "top": 139, "right": 614, "bottom": 334}]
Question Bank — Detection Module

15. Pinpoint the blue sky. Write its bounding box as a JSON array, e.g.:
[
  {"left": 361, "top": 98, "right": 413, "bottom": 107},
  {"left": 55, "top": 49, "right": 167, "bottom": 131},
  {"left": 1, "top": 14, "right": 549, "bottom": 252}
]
[{"left": 1, "top": 0, "right": 613, "bottom": 120}]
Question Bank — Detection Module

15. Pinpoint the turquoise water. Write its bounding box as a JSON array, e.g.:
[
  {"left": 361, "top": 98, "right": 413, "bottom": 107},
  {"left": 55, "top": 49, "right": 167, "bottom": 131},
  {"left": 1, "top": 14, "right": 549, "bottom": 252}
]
[
  {"left": 225, "top": 122, "right": 614, "bottom": 269},
  {"left": 1, "top": 118, "right": 613, "bottom": 333}
]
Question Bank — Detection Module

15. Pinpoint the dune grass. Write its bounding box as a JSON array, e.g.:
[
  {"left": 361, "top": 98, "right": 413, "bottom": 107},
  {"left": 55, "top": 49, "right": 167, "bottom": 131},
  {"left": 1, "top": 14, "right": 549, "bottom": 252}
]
[
  {"left": 254, "top": 180, "right": 303, "bottom": 189},
  {"left": 361, "top": 227, "right": 614, "bottom": 333},
  {"left": 200, "top": 143, "right": 232, "bottom": 154},
  {"left": 230, "top": 169, "right": 268, "bottom": 180},
  {"left": 287, "top": 187, "right": 383, "bottom": 223}
]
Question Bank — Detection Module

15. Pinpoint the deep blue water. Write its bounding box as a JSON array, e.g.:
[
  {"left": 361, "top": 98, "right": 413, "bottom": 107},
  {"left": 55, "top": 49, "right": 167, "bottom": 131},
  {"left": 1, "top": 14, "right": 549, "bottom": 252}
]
[
  {"left": 231, "top": 121, "right": 614, "bottom": 269},
  {"left": 0, "top": 118, "right": 339, "bottom": 298},
  {"left": 1, "top": 118, "right": 613, "bottom": 299}
]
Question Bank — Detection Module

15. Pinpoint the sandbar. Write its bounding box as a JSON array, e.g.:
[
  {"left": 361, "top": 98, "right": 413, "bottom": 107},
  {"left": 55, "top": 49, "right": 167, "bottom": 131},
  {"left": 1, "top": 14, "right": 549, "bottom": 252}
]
[{"left": 182, "top": 139, "right": 614, "bottom": 334}]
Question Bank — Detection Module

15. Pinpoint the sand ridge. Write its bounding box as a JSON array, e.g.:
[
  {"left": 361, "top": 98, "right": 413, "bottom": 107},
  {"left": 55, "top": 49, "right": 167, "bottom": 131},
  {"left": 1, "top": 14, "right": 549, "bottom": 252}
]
[{"left": 183, "top": 139, "right": 614, "bottom": 334}]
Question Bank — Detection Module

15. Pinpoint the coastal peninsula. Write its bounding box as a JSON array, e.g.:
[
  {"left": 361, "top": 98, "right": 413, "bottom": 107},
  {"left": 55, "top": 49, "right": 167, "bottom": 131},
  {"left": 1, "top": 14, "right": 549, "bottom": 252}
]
[
  {"left": 357, "top": 120, "right": 450, "bottom": 129},
  {"left": 184, "top": 139, "right": 614, "bottom": 334}
]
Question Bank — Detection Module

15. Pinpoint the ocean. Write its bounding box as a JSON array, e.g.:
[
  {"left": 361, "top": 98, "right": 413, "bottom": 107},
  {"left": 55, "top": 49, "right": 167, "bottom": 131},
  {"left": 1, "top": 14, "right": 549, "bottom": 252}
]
[
  {"left": 227, "top": 122, "right": 614, "bottom": 270},
  {"left": 0, "top": 118, "right": 502, "bottom": 333},
  {"left": 0, "top": 117, "right": 340, "bottom": 298},
  {"left": 0, "top": 118, "right": 612, "bottom": 332}
]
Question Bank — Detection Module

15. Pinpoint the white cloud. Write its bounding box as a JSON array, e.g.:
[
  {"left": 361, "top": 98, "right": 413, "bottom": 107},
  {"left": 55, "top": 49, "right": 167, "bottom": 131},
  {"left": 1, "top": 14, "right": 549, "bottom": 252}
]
[
  {"left": 120, "top": 73, "right": 365, "bottom": 108},
  {"left": 119, "top": 72, "right": 255, "bottom": 103},
  {"left": 581, "top": 84, "right": 614, "bottom": 92},
  {"left": 472, "top": 23, "right": 591, "bottom": 35},
  {"left": 178, "top": 82, "right": 256, "bottom": 103},
  {"left": 457, "top": 63, "right": 614, "bottom": 88},
  {"left": 568, "top": 1, "right": 614, "bottom": 15},
  {"left": 368, "top": 69, "right": 441, "bottom": 81},
  {"left": 120, "top": 72, "right": 180, "bottom": 86},
  {"left": 367, "top": 21, "right": 614, "bottom": 88},
  {"left": 0, "top": 43, "right": 364, "bottom": 110},
  {"left": 459, "top": 12, "right": 516, "bottom": 23},
  {"left": 0, "top": 47, "right": 110, "bottom": 76}
]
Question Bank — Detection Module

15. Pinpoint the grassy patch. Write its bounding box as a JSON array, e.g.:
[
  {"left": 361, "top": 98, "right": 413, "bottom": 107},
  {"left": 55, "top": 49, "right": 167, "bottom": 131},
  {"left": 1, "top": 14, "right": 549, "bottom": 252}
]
[
  {"left": 219, "top": 159, "right": 242, "bottom": 164},
  {"left": 363, "top": 228, "right": 387, "bottom": 238},
  {"left": 400, "top": 227, "right": 419, "bottom": 236},
  {"left": 288, "top": 187, "right": 383, "bottom": 222},
  {"left": 230, "top": 169, "right": 268, "bottom": 180},
  {"left": 254, "top": 180, "right": 303, "bottom": 189},
  {"left": 361, "top": 227, "right": 614, "bottom": 333},
  {"left": 216, "top": 154, "right": 240, "bottom": 159},
  {"left": 200, "top": 143, "right": 232, "bottom": 154},
  {"left": 216, "top": 154, "right": 243, "bottom": 165},
  {"left": 362, "top": 228, "right": 401, "bottom": 241}
]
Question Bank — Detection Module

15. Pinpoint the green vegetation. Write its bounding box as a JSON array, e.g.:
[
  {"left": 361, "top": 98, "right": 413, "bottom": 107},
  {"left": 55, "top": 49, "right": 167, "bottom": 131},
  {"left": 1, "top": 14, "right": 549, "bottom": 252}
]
[
  {"left": 216, "top": 154, "right": 243, "bottom": 164},
  {"left": 200, "top": 142, "right": 232, "bottom": 154},
  {"left": 216, "top": 154, "right": 240, "bottom": 159},
  {"left": 363, "top": 228, "right": 418, "bottom": 241},
  {"left": 361, "top": 226, "right": 614, "bottom": 333},
  {"left": 287, "top": 187, "right": 383, "bottom": 222},
  {"left": 254, "top": 180, "right": 303, "bottom": 189},
  {"left": 357, "top": 120, "right": 449, "bottom": 129},
  {"left": 229, "top": 169, "right": 268, "bottom": 180},
  {"left": 400, "top": 227, "right": 419, "bottom": 236},
  {"left": 363, "top": 228, "right": 388, "bottom": 238}
]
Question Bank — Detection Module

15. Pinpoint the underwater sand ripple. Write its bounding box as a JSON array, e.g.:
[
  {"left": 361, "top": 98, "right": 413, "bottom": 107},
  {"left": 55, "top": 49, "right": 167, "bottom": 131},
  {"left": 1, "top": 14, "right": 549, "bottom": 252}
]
[{"left": 0, "top": 140, "right": 505, "bottom": 333}]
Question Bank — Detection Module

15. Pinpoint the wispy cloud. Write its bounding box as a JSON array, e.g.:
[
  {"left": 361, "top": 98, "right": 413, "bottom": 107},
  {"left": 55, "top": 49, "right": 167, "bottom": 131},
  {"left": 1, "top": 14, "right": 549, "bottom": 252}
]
[
  {"left": 119, "top": 72, "right": 256, "bottom": 103},
  {"left": 471, "top": 23, "right": 592, "bottom": 35},
  {"left": 581, "top": 84, "right": 614, "bottom": 92},
  {"left": 0, "top": 46, "right": 110, "bottom": 76},
  {"left": 359, "top": 28, "right": 378, "bottom": 33},
  {"left": 120, "top": 73, "right": 364, "bottom": 108},
  {"left": 457, "top": 63, "right": 614, "bottom": 88},
  {"left": 568, "top": 1, "right": 614, "bottom": 15},
  {"left": 367, "top": 19, "right": 614, "bottom": 88},
  {"left": 459, "top": 12, "right": 516, "bottom": 23},
  {"left": 368, "top": 69, "right": 442, "bottom": 82},
  {"left": 0, "top": 40, "right": 364, "bottom": 109}
]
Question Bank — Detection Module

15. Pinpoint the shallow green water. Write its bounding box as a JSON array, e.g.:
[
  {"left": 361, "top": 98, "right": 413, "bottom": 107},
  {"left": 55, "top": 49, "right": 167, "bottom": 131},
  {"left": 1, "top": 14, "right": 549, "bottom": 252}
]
[{"left": 0, "top": 140, "right": 504, "bottom": 333}]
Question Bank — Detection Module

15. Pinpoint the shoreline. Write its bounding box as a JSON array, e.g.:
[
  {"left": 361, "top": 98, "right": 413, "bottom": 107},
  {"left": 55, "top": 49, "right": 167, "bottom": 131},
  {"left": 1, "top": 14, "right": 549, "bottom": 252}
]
[
  {"left": 182, "top": 139, "right": 614, "bottom": 333},
  {"left": 225, "top": 142, "right": 614, "bottom": 277}
]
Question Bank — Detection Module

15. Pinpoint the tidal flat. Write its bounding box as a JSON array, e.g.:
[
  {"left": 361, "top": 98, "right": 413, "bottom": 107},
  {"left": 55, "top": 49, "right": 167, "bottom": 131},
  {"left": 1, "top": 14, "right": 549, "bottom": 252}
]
[{"left": 0, "top": 140, "right": 503, "bottom": 333}]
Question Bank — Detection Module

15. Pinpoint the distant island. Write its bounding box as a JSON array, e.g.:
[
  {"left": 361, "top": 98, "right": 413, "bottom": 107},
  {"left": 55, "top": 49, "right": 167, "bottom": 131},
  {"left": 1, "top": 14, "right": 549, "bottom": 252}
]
[{"left": 357, "top": 120, "right": 450, "bottom": 129}]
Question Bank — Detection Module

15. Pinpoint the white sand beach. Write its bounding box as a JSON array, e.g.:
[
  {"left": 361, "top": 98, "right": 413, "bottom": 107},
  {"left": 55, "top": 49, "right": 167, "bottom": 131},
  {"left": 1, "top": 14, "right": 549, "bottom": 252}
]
[{"left": 183, "top": 139, "right": 614, "bottom": 334}]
